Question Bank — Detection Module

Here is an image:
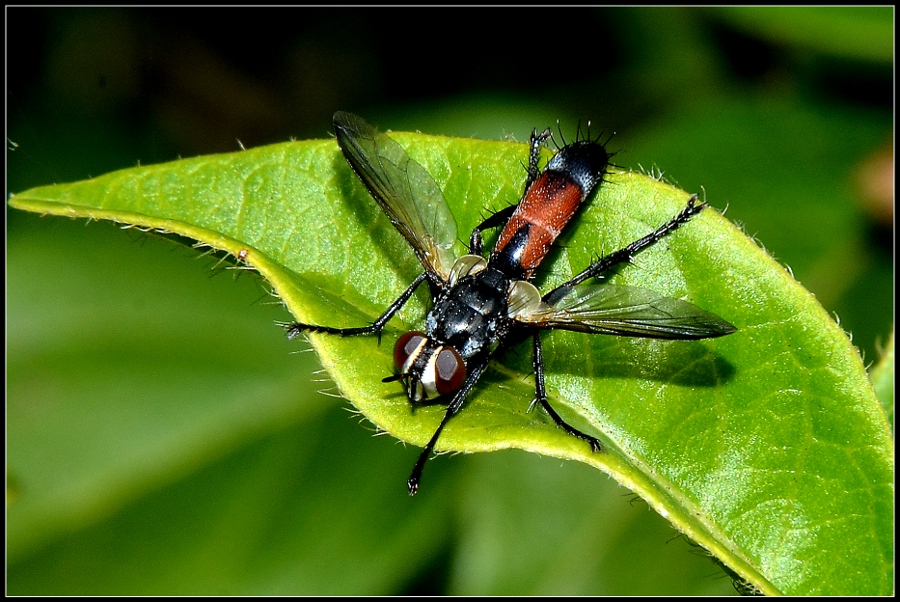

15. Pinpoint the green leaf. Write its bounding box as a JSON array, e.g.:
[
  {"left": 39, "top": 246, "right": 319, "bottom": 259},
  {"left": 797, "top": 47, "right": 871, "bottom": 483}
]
[
  {"left": 869, "top": 329, "right": 894, "bottom": 426},
  {"left": 8, "top": 130, "right": 892, "bottom": 595}
]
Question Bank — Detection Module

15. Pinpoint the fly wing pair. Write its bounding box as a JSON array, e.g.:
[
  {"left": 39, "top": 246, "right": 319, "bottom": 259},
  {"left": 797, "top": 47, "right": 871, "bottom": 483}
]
[
  {"left": 333, "top": 111, "right": 457, "bottom": 282},
  {"left": 517, "top": 283, "right": 735, "bottom": 340},
  {"left": 332, "top": 111, "right": 732, "bottom": 341}
]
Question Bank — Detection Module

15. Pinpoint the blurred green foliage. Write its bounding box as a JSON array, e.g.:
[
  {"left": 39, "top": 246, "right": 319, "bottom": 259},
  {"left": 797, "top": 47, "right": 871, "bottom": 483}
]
[{"left": 7, "top": 7, "right": 892, "bottom": 595}]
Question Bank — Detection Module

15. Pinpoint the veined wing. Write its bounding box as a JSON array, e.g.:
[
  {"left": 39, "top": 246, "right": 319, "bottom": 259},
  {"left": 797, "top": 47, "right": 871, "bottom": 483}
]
[
  {"left": 517, "top": 282, "right": 736, "bottom": 340},
  {"left": 333, "top": 111, "right": 458, "bottom": 279}
]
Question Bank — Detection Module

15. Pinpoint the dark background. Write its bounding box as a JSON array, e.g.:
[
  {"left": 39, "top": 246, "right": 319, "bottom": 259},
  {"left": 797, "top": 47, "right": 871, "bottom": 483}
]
[
  {"left": 9, "top": 8, "right": 893, "bottom": 356},
  {"left": 7, "top": 7, "right": 893, "bottom": 595}
]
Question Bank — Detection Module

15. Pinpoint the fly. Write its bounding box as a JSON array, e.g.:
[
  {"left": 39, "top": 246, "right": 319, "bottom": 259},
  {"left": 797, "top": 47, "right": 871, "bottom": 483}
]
[{"left": 283, "top": 112, "right": 736, "bottom": 495}]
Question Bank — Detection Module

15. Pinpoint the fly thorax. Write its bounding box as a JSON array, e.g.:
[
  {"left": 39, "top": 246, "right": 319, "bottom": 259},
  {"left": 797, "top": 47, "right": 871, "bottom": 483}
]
[{"left": 425, "top": 265, "right": 511, "bottom": 361}]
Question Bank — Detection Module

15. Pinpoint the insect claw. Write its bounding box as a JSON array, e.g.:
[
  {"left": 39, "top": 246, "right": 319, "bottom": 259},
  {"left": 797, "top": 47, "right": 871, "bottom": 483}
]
[
  {"left": 686, "top": 193, "right": 706, "bottom": 212},
  {"left": 277, "top": 321, "right": 306, "bottom": 340}
]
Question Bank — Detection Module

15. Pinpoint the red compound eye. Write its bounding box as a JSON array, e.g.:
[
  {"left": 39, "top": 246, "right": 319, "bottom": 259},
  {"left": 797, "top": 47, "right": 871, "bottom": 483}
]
[
  {"left": 434, "top": 347, "right": 466, "bottom": 395},
  {"left": 394, "top": 331, "right": 427, "bottom": 372}
]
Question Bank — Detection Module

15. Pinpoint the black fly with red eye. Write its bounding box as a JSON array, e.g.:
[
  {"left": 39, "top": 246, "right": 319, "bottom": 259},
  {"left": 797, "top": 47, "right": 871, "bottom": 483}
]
[{"left": 283, "top": 112, "right": 736, "bottom": 495}]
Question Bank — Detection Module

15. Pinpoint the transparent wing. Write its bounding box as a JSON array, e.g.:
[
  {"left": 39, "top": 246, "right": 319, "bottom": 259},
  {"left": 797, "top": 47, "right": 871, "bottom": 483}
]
[
  {"left": 516, "top": 282, "right": 736, "bottom": 340},
  {"left": 333, "top": 111, "right": 458, "bottom": 279}
]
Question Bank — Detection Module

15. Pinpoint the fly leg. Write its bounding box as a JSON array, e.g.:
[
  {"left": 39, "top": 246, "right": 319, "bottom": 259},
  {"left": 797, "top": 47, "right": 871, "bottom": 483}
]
[
  {"left": 469, "top": 204, "right": 516, "bottom": 255},
  {"left": 544, "top": 194, "right": 706, "bottom": 305},
  {"left": 525, "top": 127, "right": 553, "bottom": 189},
  {"left": 280, "top": 272, "right": 429, "bottom": 343},
  {"left": 530, "top": 332, "right": 603, "bottom": 452},
  {"left": 407, "top": 356, "right": 490, "bottom": 495}
]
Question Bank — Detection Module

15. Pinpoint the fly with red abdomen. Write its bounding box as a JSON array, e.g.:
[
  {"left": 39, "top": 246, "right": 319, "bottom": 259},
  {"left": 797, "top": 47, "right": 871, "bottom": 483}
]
[{"left": 282, "top": 112, "right": 736, "bottom": 495}]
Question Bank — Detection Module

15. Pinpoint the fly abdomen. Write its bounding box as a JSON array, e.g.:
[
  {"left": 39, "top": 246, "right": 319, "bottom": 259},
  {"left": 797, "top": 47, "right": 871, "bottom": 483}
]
[
  {"left": 546, "top": 139, "right": 610, "bottom": 194},
  {"left": 491, "top": 140, "right": 611, "bottom": 280}
]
